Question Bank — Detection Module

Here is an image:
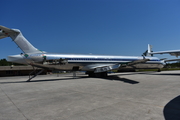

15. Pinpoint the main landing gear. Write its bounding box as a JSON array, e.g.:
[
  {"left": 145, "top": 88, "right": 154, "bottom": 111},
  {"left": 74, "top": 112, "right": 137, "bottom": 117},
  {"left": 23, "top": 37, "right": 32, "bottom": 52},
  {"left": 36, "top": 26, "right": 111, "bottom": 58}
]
[{"left": 86, "top": 72, "right": 108, "bottom": 78}]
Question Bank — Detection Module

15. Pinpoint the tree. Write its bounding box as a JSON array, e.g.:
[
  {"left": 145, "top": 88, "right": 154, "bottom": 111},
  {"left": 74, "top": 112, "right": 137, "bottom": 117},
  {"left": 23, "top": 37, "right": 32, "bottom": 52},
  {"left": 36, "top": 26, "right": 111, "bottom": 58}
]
[
  {"left": 0, "top": 59, "right": 24, "bottom": 66},
  {"left": 0, "top": 59, "right": 11, "bottom": 66}
]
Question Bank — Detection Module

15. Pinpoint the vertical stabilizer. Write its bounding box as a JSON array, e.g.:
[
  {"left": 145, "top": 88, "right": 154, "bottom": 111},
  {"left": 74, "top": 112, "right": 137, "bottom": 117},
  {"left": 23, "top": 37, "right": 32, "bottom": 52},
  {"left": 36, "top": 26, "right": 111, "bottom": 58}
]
[
  {"left": 147, "top": 44, "right": 153, "bottom": 56},
  {"left": 0, "top": 25, "right": 44, "bottom": 53},
  {"left": 148, "top": 44, "right": 152, "bottom": 54}
]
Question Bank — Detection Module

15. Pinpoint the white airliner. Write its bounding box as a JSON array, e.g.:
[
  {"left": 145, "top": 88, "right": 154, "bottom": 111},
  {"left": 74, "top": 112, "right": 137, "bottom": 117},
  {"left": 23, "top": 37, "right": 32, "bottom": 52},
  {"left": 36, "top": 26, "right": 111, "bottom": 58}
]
[
  {"left": 148, "top": 44, "right": 180, "bottom": 57},
  {"left": 0, "top": 25, "right": 164, "bottom": 81},
  {"left": 147, "top": 44, "right": 180, "bottom": 62}
]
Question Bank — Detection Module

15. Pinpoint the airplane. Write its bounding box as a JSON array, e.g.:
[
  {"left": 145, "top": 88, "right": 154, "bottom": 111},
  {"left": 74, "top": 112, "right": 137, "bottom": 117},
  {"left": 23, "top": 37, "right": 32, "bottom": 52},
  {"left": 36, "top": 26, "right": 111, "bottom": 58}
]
[
  {"left": 0, "top": 25, "right": 164, "bottom": 81},
  {"left": 148, "top": 44, "right": 180, "bottom": 58},
  {"left": 147, "top": 44, "right": 180, "bottom": 62}
]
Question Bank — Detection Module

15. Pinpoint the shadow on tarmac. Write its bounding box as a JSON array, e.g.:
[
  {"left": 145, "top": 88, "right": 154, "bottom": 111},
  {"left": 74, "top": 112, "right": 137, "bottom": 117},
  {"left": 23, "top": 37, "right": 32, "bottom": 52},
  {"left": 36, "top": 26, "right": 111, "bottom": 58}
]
[
  {"left": 0, "top": 76, "right": 88, "bottom": 84},
  {"left": 153, "top": 73, "right": 180, "bottom": 76},
  {"left": 0, "top": 75, "right": 139, "bottom": 84},
  {"left": 163, "top": 95, "right": 180, "bottom": 120},
  {"left": 102, "top": 75, "right": 139, "bottom": 84},
  {"left": 125, "top": 71, "right": 180, "bottom": 76},
  {"left": 138, "top": 72, "right": 180, "bottom": 76}
]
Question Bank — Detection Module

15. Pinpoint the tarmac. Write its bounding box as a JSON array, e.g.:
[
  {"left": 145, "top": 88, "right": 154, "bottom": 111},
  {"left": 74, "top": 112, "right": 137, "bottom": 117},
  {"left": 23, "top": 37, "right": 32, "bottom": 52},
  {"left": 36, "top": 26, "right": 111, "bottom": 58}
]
[{"left": 0, "top": 70, "right": 180, "bottom": 120}]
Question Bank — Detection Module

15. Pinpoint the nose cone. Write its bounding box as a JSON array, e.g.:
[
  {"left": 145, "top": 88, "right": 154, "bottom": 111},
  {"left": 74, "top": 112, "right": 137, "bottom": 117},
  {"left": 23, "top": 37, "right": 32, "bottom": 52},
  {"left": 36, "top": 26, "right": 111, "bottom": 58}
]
[{"left": 7, "top": 54, "right": 27, "bottom": 64}]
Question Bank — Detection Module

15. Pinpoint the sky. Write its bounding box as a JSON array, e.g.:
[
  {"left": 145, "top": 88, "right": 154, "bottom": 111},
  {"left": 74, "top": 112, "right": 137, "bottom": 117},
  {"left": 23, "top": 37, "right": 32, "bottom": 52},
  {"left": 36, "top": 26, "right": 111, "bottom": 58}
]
[{"left": 1, "top": 0, "right": 180, "bottom": 60}]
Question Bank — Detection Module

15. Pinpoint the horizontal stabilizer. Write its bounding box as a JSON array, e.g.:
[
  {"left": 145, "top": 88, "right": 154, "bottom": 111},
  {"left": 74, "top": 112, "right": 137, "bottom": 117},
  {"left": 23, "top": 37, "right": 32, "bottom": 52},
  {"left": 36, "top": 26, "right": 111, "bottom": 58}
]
[{"left": 0, "top": 25, "right": 19, "bottom": 39}]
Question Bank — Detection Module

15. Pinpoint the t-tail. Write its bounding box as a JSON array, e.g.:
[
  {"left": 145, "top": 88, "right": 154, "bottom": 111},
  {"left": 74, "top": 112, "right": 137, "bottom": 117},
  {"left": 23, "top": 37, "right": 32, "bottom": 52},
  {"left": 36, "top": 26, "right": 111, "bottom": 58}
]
[{"left": 0, "top": 25, "right": 44, "bottom": 54}]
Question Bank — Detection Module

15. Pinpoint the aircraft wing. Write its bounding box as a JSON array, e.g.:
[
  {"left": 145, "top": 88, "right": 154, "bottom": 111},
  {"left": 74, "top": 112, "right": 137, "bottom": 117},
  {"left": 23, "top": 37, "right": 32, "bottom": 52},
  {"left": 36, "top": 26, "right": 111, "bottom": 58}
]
[
  {"left": 152, "top": 50, "right": 180, "bottom": 57},
  {"left": 164, "top": 58, "right": 180, "bottom": 62},
  {"left": 122, "top": 58, "right": 150, "bottom": 66},
  {"left": 84, "top": 59, "right": 150, "bottom": 73},
  {"left": 148, "top": 44, "right": 180, "bottom": 57},
  {"left": 83, "top": 64, "right": 121, "bottom": 73}
]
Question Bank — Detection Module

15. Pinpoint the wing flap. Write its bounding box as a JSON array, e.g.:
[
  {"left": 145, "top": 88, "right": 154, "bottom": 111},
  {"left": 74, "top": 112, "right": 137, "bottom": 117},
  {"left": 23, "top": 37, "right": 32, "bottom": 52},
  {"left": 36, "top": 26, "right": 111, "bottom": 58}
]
[{"left": 93, "top": 64, "right": 120, "bottom": 73}]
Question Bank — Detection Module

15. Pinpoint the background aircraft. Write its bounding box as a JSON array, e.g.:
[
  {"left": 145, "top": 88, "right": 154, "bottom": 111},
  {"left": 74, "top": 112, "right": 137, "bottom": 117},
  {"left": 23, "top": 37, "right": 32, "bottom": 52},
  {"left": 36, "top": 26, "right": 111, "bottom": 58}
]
[
  {"left": 148, "top": 44, "right": 180, "bottom": 57},
  {"left": 0, "top": 25, "right": 164, "bottom": 81},
  {"left": 147, "top": 44, "right": 180, "bottom": 62}
]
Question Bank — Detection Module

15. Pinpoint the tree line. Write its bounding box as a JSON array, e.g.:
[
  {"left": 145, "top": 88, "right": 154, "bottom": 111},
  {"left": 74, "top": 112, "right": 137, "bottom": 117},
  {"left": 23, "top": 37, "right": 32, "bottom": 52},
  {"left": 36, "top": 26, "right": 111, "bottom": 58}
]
[{"left": 0, "top": 59, "right": 24, "bottom": 66}]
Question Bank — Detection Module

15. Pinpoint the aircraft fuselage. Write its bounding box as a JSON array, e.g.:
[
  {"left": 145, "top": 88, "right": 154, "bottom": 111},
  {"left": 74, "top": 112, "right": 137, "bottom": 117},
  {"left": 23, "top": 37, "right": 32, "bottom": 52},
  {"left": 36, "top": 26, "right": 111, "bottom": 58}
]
[{"left": 8, "top": 53, "right": 164, "bottom": 71}]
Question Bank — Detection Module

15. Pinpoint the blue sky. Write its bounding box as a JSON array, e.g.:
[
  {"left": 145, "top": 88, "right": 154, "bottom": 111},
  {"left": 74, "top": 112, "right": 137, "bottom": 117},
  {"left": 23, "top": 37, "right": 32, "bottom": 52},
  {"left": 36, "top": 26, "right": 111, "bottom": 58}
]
[{"left": 1, "top": 0, "right": 180, "bottom": 60}]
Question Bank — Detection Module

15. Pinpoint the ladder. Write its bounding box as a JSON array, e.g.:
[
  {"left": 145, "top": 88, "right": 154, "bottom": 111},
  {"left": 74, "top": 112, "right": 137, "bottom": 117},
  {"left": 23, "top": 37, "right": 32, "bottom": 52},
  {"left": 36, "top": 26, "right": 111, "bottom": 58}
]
[{"left": 27, "top": 68, "right": 44, "bottom": 82}]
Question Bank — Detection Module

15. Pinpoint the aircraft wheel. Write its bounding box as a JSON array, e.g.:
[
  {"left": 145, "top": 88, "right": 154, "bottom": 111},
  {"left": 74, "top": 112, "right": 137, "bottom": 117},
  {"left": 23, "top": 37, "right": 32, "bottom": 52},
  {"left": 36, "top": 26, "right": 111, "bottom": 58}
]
[
  {"left": 88, "top": 72, "right": 108, "bottom": 77},
  {"left": 88, "top": 72, "right": 95, "bottom": 77},
  {"left": 100, "top": 72, "right": 108, "bottom": 77}
]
